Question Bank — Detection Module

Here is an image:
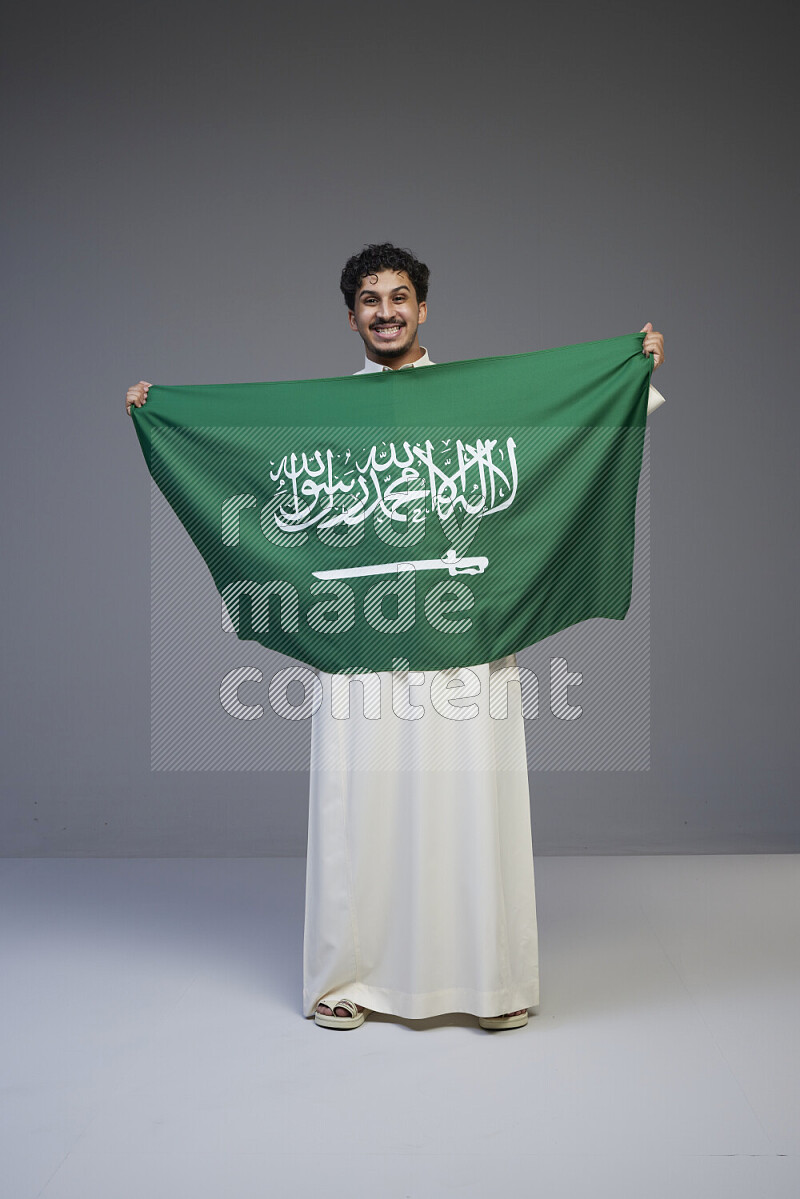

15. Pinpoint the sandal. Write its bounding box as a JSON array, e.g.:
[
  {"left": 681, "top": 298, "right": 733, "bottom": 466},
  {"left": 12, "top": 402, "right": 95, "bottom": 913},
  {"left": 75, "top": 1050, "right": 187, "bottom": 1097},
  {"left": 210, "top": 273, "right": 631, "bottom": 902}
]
[
  {"left": 314, "top": 998, "right": 370, "bottom": 1029},
  {"left": 478, "top": 1009, "right": 529, "bottom": 1030}
]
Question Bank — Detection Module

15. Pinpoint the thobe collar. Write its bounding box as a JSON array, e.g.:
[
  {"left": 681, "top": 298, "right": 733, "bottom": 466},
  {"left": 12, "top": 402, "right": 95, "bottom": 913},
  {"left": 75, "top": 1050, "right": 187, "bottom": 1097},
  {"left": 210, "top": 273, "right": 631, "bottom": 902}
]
[{"left": 356, "top": 347, "right": 433, "bottom": 374}]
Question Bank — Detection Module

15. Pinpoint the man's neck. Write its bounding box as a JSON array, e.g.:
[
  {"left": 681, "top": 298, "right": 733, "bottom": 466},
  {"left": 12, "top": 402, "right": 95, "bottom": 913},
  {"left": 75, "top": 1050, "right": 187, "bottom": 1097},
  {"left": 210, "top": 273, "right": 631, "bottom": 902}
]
[{"left": 357, "top": 347, "right": 431, "bottom": 375}]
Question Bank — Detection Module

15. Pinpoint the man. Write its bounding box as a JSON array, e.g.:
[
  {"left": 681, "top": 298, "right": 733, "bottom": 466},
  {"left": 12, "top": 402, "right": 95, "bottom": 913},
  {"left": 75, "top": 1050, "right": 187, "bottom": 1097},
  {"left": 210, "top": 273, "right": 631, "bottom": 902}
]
[{"left": 125, "top": 243, "right": 665, "bottom": 1032}]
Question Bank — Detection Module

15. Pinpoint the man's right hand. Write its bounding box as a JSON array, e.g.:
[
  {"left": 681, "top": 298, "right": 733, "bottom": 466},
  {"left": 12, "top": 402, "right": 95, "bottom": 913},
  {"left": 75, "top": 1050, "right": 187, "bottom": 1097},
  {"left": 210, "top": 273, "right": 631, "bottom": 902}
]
[{"left": 125, "top": 380, "right": 151, "bottom": 415}]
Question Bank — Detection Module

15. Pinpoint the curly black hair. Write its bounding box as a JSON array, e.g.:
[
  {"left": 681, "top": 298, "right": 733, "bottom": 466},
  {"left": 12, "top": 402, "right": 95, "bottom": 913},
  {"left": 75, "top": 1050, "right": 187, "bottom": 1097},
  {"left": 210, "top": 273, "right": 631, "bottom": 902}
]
[{"left": 340, "top": 243, "right": 430, "bottom": 311}]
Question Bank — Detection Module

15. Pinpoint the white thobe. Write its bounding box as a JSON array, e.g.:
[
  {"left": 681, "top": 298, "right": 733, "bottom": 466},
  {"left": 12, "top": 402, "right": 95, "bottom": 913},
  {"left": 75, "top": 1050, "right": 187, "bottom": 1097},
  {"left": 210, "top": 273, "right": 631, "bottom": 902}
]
[{"left": 302, "top": 348, "right": 665, "bottom": 1020}]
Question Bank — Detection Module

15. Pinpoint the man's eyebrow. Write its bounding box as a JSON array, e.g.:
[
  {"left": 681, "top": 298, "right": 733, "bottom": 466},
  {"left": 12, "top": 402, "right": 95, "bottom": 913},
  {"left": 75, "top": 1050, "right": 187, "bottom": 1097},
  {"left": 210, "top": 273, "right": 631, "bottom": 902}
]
[{"left": 358, "top": 285, "right": 410, "bottom": 298}]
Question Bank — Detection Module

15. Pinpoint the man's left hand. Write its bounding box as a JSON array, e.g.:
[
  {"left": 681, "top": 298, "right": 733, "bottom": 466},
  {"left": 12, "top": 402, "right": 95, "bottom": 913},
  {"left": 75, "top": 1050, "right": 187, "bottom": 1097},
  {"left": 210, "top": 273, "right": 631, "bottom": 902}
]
[{"left": 640, "top": 322, "right": 665, "bottom": 368}]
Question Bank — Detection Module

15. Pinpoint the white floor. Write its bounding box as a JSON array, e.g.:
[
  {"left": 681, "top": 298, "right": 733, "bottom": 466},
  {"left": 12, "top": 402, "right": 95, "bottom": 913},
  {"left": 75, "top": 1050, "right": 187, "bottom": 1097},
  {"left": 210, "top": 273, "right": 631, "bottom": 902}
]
[{"left": 1, "top": 855, "right": 798, "bottom": 1199}]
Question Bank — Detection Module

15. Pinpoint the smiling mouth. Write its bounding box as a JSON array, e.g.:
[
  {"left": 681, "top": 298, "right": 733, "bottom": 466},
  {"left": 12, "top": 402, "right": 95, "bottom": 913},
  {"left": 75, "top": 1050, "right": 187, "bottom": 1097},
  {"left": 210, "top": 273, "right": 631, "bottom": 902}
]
[{"left": 371, "top": 324, "right": 405, "bottom": 339}]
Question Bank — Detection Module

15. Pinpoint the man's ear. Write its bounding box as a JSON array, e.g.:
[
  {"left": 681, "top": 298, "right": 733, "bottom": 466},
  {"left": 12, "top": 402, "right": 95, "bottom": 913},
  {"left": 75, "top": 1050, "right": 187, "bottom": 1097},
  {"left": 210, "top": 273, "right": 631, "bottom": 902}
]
[
  {"left": 418, "top": 301, "right": 427, "bottom": 325},
  {"left": 347, "top": 309, "right": 358, "bottom": 331}
]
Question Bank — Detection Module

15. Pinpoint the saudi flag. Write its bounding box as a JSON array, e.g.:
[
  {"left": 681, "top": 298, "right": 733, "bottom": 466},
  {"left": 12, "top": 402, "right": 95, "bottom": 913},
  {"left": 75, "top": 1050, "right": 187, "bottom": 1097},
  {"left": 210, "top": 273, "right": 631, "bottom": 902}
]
[{"left": 131, "top": 332, "right": 652, "bottom": 674}]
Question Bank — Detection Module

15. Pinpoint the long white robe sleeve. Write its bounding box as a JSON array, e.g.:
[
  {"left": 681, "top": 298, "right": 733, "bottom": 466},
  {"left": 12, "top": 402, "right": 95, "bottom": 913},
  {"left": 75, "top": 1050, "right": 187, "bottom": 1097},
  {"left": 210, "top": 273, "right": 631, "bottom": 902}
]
[{"left": 302, "top": 350, "right": 666, "bottom": 1020}]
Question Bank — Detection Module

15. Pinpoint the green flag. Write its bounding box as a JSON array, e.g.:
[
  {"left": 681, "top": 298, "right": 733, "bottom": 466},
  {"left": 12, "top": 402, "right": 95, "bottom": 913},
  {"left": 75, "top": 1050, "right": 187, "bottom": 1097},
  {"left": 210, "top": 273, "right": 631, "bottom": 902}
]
[{"left": 131, "top": 332, "right": 652, "bottom": 674}]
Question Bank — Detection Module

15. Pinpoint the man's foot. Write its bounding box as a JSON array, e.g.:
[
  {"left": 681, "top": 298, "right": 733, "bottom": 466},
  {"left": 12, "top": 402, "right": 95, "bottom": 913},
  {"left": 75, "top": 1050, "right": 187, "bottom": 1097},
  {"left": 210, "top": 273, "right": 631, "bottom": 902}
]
[{"left": 314, "top": 998, "right": 369, "bottom": 1028}]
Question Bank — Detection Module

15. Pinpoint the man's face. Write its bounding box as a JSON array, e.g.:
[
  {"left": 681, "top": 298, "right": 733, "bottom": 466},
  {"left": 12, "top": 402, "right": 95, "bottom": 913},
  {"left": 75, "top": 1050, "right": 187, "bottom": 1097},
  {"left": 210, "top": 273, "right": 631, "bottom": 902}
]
[{"left": 347, "top": 269, "right": 427, "bottom": 361}]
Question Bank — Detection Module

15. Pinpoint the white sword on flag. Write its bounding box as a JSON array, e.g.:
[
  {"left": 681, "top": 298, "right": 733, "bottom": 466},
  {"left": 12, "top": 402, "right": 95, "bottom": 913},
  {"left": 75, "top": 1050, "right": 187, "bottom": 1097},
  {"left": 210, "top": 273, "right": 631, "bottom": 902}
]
[{"left": 312, "top": 547, "right": 489, "bottom": 580}]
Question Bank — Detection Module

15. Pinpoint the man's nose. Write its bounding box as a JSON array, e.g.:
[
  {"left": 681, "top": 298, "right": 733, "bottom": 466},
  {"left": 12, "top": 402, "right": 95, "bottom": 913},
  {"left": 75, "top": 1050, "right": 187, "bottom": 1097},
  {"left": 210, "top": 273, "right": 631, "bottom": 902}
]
[{"left": 377, "top": 300, "right": 395, "bottom": 321}]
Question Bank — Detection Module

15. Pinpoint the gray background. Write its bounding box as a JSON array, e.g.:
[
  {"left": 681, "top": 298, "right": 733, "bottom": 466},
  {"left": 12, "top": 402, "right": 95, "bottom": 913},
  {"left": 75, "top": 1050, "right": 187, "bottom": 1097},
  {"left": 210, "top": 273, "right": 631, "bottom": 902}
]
[{"left": 2, "top": 0, "right": 797, "bottom": 855}]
